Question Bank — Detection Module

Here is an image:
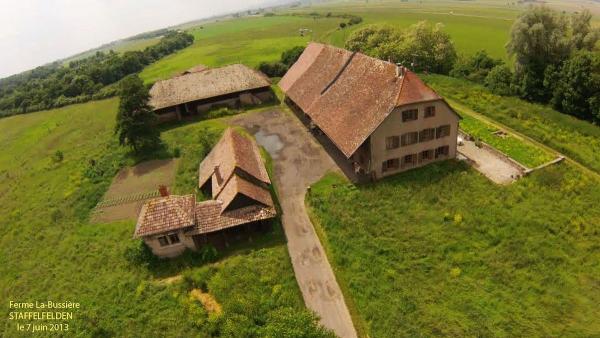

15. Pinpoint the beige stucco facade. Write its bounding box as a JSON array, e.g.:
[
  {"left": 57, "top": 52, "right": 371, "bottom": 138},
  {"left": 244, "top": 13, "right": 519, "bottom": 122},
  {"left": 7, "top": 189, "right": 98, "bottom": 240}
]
[
  {"left": 143, "top": 230, "right": 196, "bottom": 258},
  {"left": 362, "top": 99, "right": 459, "bottom": 179}
]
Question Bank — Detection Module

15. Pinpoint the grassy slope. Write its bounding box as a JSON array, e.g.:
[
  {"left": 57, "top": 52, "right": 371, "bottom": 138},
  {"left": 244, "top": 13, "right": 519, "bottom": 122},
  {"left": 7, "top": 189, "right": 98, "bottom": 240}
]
[
  {"left": 308, "top": 162, "right": 600, "bottom": 337},
  {"left": 423, "top": 74, "right": 600, "bottom": 173},
  {"left": 0, "top": 100, "right": 324, "bottom": 336}
]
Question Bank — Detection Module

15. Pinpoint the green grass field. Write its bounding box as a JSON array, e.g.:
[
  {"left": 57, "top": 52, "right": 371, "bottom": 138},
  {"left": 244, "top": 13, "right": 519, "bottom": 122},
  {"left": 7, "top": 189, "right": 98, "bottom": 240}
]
[
  {"left": 307, "top": 162, "right": 600, "bottom": 337},
  {"left": 0, "top": 100, "right": 330, "bottom": 336},
  {"left": 423, "top": 74, "right": 600, "bottom": 174},
  {"left": 140, "top": 0, "right": 522, "bottom": 83}
]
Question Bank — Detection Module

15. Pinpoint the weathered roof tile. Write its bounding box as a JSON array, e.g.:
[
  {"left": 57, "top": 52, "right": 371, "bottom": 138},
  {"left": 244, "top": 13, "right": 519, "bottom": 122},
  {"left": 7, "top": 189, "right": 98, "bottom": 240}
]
[
  {"left": 280, "top": 43, "right": 445, "bottom": 158},
  {"left": 150, "top": 64, "right": 271, "bottom": 110}
]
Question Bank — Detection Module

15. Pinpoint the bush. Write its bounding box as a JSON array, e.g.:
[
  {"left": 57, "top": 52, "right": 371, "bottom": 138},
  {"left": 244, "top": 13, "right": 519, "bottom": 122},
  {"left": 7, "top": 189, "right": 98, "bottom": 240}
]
[
  {"left": 281, "top": 46, "right": 306, "bottom": 67},
  {"left": 52, "top": 150, "right": 64, "bottom": 163},
  {"left": 485, "top": 65, "right": 514, "bottom": 96},
  {"left": 124, "top": 241, "right": 158, "bottom": 268},
  {"left": 348, "top": 16, "right": 363, "bottom": 25},
  {"left": 450, "top": 50, "right": 503, "bottom": 83},
  {"left": 339, "top": 22, "right": 347, "bottom": 29},
  {"left": 258, "top": 61, "right": 288, "bottom": 77}
]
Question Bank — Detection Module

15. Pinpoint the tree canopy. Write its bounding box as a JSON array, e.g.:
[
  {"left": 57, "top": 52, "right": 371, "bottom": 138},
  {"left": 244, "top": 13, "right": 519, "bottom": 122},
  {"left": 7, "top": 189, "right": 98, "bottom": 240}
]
[
  {"left": 114, "top": 75, "right": 161, "bottom": 154},
  {"left": 345, "top": 22, "right": 457, "bottom": 74},
  {"left": 0, "top": 31, "right": 194, "bottom": 117},
  {"left": 507, "top": 7, "right": 599, "bottom": 103}
]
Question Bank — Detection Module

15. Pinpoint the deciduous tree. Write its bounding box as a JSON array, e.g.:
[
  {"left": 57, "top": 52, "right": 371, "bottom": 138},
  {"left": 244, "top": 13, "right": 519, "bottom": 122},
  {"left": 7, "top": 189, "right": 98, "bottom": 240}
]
[{"left": 114, "top": 75, "right": 160, "bottom": 154}]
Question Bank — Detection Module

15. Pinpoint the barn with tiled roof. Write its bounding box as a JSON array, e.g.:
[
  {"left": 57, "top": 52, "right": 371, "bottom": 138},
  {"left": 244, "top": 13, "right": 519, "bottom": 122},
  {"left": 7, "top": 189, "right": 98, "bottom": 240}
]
[
  {"left": 149, "top": 64, "right": 274, "bottom": 123},
  {"left": 280, "top": 42, "right": 461, "bottom": 180}
]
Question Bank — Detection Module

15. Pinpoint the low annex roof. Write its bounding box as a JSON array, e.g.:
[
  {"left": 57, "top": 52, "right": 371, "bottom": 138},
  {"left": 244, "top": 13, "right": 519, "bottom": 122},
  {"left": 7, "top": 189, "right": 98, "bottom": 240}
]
[
  {"left": 134, "top": 194, "right": 195, "bottom": 237},
  {"left": 149, "top": 64, "right": 271, "bottom": 110},
  {"left": 280, "top": 42, "right": 453, "bottom": 158},
  {"left": 190, "top": 201, "right": 276, "bottom": 235}
]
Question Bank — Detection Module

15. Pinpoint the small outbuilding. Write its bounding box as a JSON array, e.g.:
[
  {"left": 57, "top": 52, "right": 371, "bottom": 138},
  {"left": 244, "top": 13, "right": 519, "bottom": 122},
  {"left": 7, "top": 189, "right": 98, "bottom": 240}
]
[
  {"left": 149, "top": 64, "right": 274, "bottom": 123},
  {"left": 134, "top": 128, "right": 276, "bottom": 258}
]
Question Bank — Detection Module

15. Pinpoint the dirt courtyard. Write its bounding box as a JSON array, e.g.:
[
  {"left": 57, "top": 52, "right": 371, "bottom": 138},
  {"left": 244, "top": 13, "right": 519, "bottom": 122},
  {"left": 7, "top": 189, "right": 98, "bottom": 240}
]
[{"left": 91, "top": 159, "right": 179, "bottom": 223}]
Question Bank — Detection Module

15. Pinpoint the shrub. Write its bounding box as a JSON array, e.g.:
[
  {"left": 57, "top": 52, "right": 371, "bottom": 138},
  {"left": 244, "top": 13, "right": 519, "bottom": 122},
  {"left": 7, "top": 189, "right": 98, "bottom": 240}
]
[
  {"left": 52, "top": 150, "right": 64, "bottom": 163},
  {"left": 339, "top": 22, "right": 347, "bottom": 29},
  {"left": 258, "top": 61, "right": 288, "bottom": 77},
  {"left": 450, "top": 50, "right": 503, "bottom": 83},
  {"left": 281, "top": 46, "right": 306, "bottom": 67},
  {"left": 485, "top": 65, "right": 514, "bottom": 96},
  {"left": 124, "top": 241, "right": 158, "bottom": 268},
  {"left": 348, "top": 16, "right": 363, "bottom": 25}
]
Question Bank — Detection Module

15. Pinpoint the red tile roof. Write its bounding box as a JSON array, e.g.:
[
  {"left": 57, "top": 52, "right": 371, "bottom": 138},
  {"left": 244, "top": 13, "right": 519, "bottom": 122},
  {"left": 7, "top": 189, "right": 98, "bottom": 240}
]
[
  {"left": 218, "top": 175, "right": 274, "bottom": 211},
  {"left": 135, "top": 128, "right": 276, "bottom": 240},
  {"left": 199, "top": 128, "right": 270, "bottom": 197},
  {"left": 280, "top": 42, "right": 450, "bottom": 158},
  {"left": 190, "top": 201, "right": 276, "bottom": 235},
  {"left": 134, "top": 195, "right": 195, "bottom": 237}
]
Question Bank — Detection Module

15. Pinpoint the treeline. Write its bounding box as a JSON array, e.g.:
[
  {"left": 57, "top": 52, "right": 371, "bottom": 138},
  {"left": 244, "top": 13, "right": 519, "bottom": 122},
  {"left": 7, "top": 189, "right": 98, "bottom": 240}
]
[
  {"left": 451, "top": 7, "right": 599, "bottom": 123},
  {"left": 347, "top": 8, "right": 599, "bottom": 123},
  {"left": 0, "top": 31, "right": 194, "bottom": 117}
]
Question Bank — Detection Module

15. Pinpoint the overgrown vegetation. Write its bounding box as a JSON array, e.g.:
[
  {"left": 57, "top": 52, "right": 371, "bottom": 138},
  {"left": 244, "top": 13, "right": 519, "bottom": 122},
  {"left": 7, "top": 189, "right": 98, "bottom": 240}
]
[
  {"left": 345, "top": 22, "right": 457, "bottom": 74},
  {"left": 258, "top": 45, "right": 306, "bottom": 77},
  {"left": 423, "top": 74, "right": 600, "bottom": 173},
  {"left": 307, "top": 161, "right": 600, "bottom": 337},
  {"left": 0, "top": 31, "right": 193, "bottom": 116},
  {"left": 0, "top": 99, "right": 330, "bottom": 336},
  {"left": 450, "top": 50, "right": 503, "bottom": 84},
  {"left": 507, "top": 7, "right": 599, "bottom": 122}
]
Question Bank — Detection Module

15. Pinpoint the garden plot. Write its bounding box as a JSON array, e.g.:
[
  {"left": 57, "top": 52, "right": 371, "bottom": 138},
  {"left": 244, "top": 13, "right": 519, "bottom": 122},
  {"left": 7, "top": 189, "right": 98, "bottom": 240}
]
[
  {"left": 91, "top": 158, "right": 179, "bottom": 223},
  {"left": 455, "top": 110, "right": 561, "bottom": 184}
]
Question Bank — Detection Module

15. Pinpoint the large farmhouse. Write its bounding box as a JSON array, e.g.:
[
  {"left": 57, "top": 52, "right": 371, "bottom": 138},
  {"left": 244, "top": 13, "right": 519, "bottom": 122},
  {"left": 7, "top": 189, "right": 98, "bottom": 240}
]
[
  {"left": 280, "top": 43, "right": 461, "bottom": 180},
  {"left": 149, "top": 64, "right": 273, "bottom": 123},
  {"left": 134, "top": 128, "right": 276, "bottom": 258}
]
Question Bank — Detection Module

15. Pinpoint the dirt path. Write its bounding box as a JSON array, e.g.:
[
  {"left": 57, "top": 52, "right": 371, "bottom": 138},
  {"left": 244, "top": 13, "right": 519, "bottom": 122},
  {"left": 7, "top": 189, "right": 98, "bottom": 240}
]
[{"left": 231, "top": 109, "right": 358, "bottom": 338}]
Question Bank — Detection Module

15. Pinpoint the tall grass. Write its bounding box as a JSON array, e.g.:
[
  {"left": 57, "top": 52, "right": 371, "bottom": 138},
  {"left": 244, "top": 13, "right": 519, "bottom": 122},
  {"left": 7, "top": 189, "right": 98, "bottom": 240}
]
[{"left": 307, "top": 161, "right": 600, "bottom": 337}]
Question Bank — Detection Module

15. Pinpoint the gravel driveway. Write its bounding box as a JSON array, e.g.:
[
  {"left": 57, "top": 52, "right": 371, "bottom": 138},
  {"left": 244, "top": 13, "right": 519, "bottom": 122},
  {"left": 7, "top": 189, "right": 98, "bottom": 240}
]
[{"left": 231, "top": 108, "right": 358, "bottom": 338}]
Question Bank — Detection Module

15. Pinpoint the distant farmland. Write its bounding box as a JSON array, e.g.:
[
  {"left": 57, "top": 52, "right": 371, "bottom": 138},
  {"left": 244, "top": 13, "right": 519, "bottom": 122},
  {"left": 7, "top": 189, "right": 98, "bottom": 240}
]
[{"left": 140, "top": 0, "right": 522, "bottom": 83}]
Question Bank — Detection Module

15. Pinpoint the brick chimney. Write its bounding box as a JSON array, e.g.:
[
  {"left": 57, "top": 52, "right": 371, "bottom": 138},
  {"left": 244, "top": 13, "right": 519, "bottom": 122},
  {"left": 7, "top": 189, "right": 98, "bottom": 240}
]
[
  {"left": 214, "top": 165, "right": 222, "bottom": 185},
  {"left": 158, "top": 185, "right": 169, "bottom": 197}
]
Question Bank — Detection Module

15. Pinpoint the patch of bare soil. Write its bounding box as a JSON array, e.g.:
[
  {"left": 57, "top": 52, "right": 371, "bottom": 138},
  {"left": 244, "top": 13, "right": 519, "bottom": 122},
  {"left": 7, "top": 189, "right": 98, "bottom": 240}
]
[
  {"left": 190, "top": 289, "right": 222, "bottom": 315},
  {"left": 91, "top": 158, "right": 179, "bottom": 223},
  {"left": 104, "top": 159, "right": 179, "bottom": 200}
]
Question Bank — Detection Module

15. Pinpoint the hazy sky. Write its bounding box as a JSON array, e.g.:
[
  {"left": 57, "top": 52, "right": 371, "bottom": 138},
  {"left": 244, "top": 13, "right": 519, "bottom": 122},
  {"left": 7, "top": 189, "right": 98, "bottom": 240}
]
[{"left": 0, "top": 0, "right": 277, "bottom": 78}]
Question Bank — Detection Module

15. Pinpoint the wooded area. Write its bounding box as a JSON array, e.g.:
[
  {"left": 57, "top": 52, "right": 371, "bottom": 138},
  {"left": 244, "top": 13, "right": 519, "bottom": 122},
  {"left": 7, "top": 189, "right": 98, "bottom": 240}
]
[{"left": 0, "top": 31, "right": 194, "bottom": 117}]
